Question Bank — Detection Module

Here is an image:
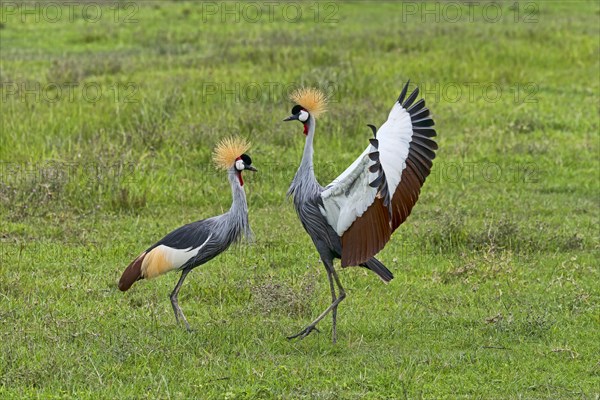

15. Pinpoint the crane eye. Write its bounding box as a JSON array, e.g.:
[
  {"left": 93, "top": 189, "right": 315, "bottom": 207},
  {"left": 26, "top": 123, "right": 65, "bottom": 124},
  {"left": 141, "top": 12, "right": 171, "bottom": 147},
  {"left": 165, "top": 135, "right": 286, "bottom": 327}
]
[
  {"left": 235, "top": 159, "right": 245, "bottom": 171},
  {"left": 298, "top": 110, "right": 309, "bottom": 122}
]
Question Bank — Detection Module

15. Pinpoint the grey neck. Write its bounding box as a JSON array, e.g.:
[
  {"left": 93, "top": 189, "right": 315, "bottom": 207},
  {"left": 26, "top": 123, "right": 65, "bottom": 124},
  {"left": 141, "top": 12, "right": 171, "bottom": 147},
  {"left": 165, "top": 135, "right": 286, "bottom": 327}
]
[
  {"left": 299, "top": 117, "right": 316, "bottom": 177},
  {"left": 225, "top": 169, "right": 252, "bottom": 241},
  {"left": 289, "top": 117, "right": 320, "bottom": 199}
]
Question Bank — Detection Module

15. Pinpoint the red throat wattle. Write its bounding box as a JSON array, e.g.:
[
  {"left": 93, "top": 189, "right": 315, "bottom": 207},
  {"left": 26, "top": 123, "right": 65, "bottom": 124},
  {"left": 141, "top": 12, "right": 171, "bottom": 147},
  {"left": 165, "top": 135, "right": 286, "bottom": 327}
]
[
  {"left": 235, "top": 156, "right": 244, "bottom": 186},
  {"left": 303, "top": 123, "right": 308, "bottom": 135}
]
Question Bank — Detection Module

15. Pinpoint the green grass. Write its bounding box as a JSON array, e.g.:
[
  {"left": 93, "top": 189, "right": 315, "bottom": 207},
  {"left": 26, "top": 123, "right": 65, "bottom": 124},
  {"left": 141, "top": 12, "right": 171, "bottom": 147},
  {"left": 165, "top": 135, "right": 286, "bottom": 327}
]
[{"left": 1, "top": 1, "right": 599, "bottom": 398}]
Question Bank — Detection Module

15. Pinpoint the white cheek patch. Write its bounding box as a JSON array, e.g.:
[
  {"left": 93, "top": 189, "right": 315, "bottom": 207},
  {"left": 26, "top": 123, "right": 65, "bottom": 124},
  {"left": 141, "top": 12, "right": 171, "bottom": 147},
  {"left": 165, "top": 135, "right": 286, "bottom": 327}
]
[
  {"left": 299, "top": 110, "right": 309, "bottom": 122},
  {"left": 235, "top": 159, "right": 245, "bottom": 171}
]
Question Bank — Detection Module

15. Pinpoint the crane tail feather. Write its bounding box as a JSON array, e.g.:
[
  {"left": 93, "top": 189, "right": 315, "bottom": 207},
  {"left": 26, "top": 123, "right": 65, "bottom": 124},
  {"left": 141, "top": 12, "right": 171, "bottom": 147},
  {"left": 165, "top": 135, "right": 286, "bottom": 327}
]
[
  {"left": 361, "top": 257, "right": 394, "bottom": 283},
  {"left": 118, "top": 252, "right": 146, "bottom": 291}
]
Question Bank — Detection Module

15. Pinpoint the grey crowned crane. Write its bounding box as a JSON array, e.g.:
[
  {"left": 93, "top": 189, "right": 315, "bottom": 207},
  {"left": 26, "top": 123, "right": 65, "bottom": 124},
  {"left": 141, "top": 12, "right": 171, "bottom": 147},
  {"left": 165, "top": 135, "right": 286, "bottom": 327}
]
[
  {"left": 118, "top": 137, "right": 256, "bottom": 331},
  {"left": 283, "top": 83, "right": 437, "bottom": 342}
]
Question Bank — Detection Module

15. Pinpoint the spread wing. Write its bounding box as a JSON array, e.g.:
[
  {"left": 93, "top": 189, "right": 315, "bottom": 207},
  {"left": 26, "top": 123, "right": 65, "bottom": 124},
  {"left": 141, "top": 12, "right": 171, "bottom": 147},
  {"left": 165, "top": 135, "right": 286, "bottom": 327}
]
[
  {"left": 320, "top": 140, "right": 379, "bottom": 237},
  {"left": 320, "top": 82, "right": 438, "bottom": 267}
]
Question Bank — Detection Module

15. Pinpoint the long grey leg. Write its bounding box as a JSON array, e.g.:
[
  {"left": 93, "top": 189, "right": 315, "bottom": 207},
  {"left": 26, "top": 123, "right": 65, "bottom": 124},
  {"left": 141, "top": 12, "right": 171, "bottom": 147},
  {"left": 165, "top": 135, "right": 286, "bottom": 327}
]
[
  {"left": 288, "top": 263, "right": 346, "bottom": 342},
  {"left": 331, "top": 268, "right": 346, "bottom": 299},
  {"left": 330, "top": 268, "right": 346, "bottom": 343},
  {"left": 327, "top": 269, "right": 338, "bottom": 343},
  {"left": 170, "top": 269, "right": 192, "bottom": 331}
]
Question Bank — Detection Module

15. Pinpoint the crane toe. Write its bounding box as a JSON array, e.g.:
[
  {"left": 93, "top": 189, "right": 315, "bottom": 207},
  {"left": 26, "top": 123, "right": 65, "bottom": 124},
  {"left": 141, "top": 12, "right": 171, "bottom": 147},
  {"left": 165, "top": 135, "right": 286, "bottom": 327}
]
[{"left": 287, "top": 325, "right": 321, "bottom": 340}]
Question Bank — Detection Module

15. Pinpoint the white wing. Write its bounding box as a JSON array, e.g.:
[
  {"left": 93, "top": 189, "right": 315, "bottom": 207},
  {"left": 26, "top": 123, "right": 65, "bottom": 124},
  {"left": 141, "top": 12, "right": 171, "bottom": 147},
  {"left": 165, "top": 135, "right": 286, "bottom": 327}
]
[
  {"left": 320, "top": 96, "right": 414, "bottom": 237},
  {"left": 319, "top": 83, "right": 438, "bottom": 266},
  {"left": 320, "top": 145, "right": 379, "bottom": 236},
  {"left": 376, "top": 101, "right": 414, "bottom": 196}
]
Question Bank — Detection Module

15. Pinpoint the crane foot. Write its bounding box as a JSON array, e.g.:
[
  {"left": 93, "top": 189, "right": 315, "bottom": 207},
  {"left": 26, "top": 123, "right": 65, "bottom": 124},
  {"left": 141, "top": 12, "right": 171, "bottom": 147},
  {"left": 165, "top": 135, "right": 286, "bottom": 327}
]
[{"left": 287, "top": 325, "right": 320, "bottom": 340}]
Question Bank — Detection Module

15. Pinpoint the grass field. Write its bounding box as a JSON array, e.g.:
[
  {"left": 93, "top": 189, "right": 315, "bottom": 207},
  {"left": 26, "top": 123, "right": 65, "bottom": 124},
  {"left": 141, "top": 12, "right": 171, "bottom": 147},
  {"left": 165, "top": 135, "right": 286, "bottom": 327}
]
[{"left": 1, "top": 1, "right": 599, "bottom": 398}]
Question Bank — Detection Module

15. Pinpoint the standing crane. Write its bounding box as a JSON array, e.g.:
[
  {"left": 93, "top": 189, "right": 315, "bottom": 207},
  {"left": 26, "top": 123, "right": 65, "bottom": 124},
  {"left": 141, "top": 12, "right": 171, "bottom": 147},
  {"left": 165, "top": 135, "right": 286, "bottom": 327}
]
[
  {"left": 283, "top": 82, "right": 437, "bottom": 342},
  {"left": 118, "top": 137, "right": 257, "bottom": 331}
]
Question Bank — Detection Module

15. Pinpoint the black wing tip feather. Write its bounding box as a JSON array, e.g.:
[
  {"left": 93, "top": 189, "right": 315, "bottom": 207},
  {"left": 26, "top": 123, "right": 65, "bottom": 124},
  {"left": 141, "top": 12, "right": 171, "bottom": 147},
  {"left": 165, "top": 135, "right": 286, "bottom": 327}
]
[
  {"left": 398, "top": 81, "right": 436, "bottom": 134},
  {"left": 369, "top": 174, "right": 384, "bottom": 188},
  {"left": 412, "top": 118, "right": 435, "bottom": 128},
  {"left": 403, "top": 86, "right": 420, "bottom": 109},
  {"left": 403, "top": 83, "right": 437, "bottom": 165},
  {"left": 398, "top": 81, "right": 439, "bottom": 193},
  {"left": 414, "top": 127, "right": 437, "bottom": 138},
  {"left": 368, "top": 148, "right": 392, "bottom": 210},
  {"left": 367, "top": 124, "right": 378, "bottom": 138},
  {"left": 407, "top": 98, "right": 425, "bottom": 113},
  {"left": 397, "top": 80, "right": 410, "bottom": 104}
]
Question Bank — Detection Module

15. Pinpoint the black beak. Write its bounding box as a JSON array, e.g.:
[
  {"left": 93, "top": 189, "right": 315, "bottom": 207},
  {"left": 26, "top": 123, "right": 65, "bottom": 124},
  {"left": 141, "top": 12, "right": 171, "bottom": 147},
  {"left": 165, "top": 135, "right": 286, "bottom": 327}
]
[
  {"left": 283, "top": 114, "right": 299, "bottom": 122},
  {"left": 245, "top": 165, "right": 258, "bottom": 172}
]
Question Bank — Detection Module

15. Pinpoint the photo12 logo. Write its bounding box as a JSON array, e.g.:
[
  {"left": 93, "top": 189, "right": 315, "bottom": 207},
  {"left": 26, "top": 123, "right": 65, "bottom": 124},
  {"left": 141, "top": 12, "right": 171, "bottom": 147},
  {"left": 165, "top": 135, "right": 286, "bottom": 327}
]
[
  {"left": 429, "top": 161, "right": 540, "bottom": 184},
  {"left": 199, "top": 81, "right": 340, "bottom": 104},
  {"left": 400, "top": 2, "right": 539, "bottom": 23},
  {"left": 0, "top": 160, "right": 138, "bottom": 186},
  {"left": 198, "top": 2, "right": 339, "bottom": 23},
  {"left": 1, "top": 81, "right": 138, "bottom": 104},
  {"left": 1, "top": 2, "right": 139, "bottom": 24},
  {"left": 418, "top": 82, "right": 538, "bottom": 104}
]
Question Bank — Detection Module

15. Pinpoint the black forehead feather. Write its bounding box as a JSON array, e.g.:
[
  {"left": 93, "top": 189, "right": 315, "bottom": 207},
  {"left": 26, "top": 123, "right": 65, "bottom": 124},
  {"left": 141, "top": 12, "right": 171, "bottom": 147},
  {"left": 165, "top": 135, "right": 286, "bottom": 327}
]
[
  {"left": 291, "top": 105, "right": 303, "bottom": 114},
  {"left": 240, "top": 154, "right": 252, "bottom": 165}
]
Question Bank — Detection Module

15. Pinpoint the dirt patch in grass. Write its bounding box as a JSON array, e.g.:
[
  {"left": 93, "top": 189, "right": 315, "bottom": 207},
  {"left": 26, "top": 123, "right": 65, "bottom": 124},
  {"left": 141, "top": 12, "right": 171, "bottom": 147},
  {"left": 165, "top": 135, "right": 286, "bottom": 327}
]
[{"left": 249, "top": 271, "right": 317, "bottom": 318}]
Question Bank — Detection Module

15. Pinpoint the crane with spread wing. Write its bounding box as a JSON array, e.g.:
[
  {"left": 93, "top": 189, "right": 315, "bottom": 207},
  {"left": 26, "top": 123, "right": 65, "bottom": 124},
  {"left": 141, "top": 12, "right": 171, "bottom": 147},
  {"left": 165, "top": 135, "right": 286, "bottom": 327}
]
[{"left": 283, "top": 82, "right": 437, "bottom": 342}]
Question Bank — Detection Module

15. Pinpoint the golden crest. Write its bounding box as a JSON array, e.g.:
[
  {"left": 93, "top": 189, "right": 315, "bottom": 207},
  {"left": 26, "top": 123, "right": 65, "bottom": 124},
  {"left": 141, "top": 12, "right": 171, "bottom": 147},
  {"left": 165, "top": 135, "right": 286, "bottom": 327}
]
[
  {"left": 290, "top": 87, "right": 328, "bottom": 118},
  {"left": 213, "top": 137, "right": 251, "bottom": 170}
]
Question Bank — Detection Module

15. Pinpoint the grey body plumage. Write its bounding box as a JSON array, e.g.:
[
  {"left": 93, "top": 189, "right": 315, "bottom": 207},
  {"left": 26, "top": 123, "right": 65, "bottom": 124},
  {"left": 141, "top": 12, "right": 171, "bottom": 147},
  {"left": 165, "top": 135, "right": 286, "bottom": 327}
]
[{"left": 182, "top": 170, "right": 252, "bottom": 268}]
